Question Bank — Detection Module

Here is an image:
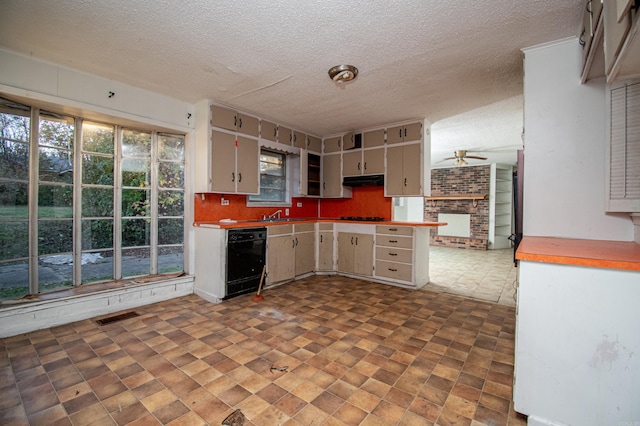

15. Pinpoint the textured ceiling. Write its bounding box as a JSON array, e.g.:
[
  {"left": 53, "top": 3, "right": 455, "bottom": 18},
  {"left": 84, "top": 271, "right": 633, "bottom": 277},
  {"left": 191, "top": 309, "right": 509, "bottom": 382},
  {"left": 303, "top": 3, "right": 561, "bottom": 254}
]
[{"left": 0, "top": 0, "right": 582, "bottom": 166}]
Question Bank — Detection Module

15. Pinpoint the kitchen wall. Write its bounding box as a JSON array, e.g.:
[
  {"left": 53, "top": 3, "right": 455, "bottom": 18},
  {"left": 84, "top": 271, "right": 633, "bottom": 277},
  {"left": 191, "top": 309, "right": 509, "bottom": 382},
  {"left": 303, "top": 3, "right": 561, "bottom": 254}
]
[
  {"left": 193, "top": 186, "right": 393, "bottom": 222},
  {"left": 425, "top": 165, "right": 490, "bottom": 249}
]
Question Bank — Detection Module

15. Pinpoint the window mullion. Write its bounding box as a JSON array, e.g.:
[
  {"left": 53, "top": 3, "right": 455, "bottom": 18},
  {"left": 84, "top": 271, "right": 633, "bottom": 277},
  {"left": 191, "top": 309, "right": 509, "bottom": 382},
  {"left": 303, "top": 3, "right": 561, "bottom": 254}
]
[
  {"left": 72, "top": 117, "right": 83, "bottom": 286},
  {"left": 150, "top": 132, "right": 158, "bottom": 275},
  {"left": 28, "top": 107, "right": 39, "bottom": 294},
  {"left": 114, "top": 126, "right": 123, "bottom": 280}
]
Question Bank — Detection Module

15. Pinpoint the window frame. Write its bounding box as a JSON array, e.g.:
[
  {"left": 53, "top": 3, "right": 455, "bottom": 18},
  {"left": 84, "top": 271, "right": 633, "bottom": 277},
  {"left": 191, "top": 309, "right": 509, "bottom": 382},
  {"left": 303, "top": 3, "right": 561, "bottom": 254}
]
[
  {"left": 247, "top": 148, "right": 292, "bottom": 207},
  {"left": 0, "top": 97, "right": 186, "bottom": 300}
]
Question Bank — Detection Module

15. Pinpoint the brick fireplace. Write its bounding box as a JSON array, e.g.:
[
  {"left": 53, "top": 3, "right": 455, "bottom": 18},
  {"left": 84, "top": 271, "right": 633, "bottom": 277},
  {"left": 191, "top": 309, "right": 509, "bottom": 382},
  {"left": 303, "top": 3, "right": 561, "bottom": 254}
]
[{"left": 425, "top": 165, "right": 490, "bottom": 250}]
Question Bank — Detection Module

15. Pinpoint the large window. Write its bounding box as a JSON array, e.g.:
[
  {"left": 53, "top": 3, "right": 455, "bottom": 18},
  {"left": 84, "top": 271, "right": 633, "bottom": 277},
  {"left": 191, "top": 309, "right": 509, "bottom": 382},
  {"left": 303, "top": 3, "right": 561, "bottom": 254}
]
[
  {"left": 249, "top": 149, "right": 288, "bottom": 204},
  {"left": 0, "top": 98, "right": 185, "bottom": 301}
]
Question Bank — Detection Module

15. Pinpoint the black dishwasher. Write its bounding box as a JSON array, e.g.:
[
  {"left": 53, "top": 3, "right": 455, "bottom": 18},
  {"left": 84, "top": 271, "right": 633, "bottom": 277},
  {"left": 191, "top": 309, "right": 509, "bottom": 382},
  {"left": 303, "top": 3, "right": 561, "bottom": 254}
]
[{"left": 225, "top": 227, "right": 266, "bottom": 299}]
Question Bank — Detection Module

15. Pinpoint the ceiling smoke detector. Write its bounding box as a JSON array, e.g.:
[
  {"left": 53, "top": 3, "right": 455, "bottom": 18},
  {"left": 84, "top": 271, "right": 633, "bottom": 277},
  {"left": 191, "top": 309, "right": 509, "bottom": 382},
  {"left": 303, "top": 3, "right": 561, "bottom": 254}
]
[{"left": 328, "top": 65, "right": 358, "bottom": 83}]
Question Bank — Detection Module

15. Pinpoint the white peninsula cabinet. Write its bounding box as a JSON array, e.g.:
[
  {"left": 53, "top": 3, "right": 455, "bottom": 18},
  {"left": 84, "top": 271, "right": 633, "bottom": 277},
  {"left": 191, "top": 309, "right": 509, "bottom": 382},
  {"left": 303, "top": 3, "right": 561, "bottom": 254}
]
[
  {"left": 333, "top": 223, "right": 431, "bottom": 289},
  {"left": 374, "top": 225, "right": 430, "bottom": 287}
]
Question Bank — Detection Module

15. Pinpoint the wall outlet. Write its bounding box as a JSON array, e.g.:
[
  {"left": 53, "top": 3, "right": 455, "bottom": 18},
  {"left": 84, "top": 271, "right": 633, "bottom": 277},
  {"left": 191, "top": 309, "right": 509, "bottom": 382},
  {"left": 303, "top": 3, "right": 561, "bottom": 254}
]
[
  {"left": 297, "top": 202, "right": 302, "bottom": 207},
  {"left": 221, "top": 198, "right": 229, "bottom": 206},
  {"left": 285, "top": 208, "right": 289, "bottom": 216}
]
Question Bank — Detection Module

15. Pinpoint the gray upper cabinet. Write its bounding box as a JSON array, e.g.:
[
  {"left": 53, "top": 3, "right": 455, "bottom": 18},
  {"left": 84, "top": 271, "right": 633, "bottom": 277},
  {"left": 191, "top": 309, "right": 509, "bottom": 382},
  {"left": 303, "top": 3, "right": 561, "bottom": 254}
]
[
  {"left": 343, "top": 132, "right": 356, "bottom": 150},
  {"left": 323, "top": 136, "right": 342, "bottom": 153},
  {"left": 386, "top": 122, "right": 423, "bottom": 144},
  {"left": 210, "top": 105, "right": 259, "bottom": 137},
  {"left": 363, "top": 129, "right": 385, "bottom": 148},
  {"left": 279, "top": 126, "right": 293, "bottom": 145},
  {"left": 306, "top": 135, "right": 322, "bottom": 152},
  {"left": 293, "top": 130, "right": 306, "bottom": 149},
  {"left": 260, "top": 120, "right": 278, "bottom": 142}
]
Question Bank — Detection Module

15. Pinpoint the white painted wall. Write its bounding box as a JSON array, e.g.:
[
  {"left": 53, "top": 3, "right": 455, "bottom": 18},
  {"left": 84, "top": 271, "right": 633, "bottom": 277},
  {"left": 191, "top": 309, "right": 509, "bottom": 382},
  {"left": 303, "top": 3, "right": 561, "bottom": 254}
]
[
  {"left": 516, "top": 38, "right": 640, "bottom": 426},
  {"left": 0, "top": 49, "right": 200, "bottom": 335},
  {"left": 514, "top": 261, "right": 640, "bottom": 426},
  {"left": 522, "top": 39, "right": 632, "bottom": 241}
]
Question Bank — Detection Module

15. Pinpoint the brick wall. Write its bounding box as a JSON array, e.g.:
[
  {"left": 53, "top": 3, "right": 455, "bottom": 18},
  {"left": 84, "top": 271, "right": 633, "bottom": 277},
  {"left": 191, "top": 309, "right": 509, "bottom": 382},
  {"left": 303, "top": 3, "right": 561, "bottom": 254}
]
[{"left": 425, "top": 165, "right": 490, "bottom": 250}]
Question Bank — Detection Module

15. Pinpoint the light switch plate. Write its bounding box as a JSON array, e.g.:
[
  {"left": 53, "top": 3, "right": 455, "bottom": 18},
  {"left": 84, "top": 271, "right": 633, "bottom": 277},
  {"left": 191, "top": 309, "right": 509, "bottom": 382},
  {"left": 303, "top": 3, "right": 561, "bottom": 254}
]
[{"left": 221, "top": 199, "right": 229, "bottom": 206}]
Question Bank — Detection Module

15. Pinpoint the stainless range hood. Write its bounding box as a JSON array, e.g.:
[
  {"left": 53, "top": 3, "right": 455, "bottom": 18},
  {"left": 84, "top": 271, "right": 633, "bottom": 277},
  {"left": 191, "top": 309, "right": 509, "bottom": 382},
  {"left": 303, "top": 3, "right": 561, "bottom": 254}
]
[{"left": 342, "top": 174, "right": 384, "bottom": 187}]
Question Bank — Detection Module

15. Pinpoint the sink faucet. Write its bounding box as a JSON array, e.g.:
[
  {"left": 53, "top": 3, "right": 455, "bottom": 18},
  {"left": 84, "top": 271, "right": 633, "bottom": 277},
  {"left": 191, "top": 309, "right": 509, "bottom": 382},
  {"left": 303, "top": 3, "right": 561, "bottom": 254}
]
[{"left": 268, "top": 210, "right": 282, "bottom": 220}]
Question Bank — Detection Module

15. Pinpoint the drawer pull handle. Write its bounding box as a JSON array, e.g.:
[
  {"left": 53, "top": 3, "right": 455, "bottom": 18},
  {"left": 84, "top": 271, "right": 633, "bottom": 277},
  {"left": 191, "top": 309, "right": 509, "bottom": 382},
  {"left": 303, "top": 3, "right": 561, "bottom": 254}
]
[
  {"left": 388, "top": 268, "right": 397, "bottom": 272},
  {"left": 389, "top": 240, "right": 398, "bottom": 243},
  {"left": 389, "top": 253, "right": 397, "bottom": 256},
  {"left": 388, "top": 228, "right": 398, "bottom": 231}
]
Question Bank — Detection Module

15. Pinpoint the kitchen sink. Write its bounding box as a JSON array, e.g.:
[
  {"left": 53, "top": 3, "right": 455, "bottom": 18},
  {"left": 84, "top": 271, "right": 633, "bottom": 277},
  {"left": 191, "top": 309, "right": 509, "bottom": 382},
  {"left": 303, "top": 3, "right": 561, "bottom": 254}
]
[{"left": 260, "top": 217, "right": 308, "bottom": 223}]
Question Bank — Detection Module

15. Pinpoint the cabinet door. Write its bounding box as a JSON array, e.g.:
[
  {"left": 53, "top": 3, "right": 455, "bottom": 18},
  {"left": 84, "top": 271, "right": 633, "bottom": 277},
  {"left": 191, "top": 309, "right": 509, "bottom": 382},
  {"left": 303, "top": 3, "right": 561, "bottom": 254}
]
[
  {"left": 385, "top": 145, "right": 404, "bottom": 195},
  {"left": 294, "top": 232, "right": 315, "bottom": 276},
  {"left": 363, "top": 148, "right": 384, "bottom": 175},
  {"left": 322, "top": 154, "right": 342, "bottom": 197},
  {"left": 603, "top": 0, "right": 631, "bottom": 74},
  {"left": 293, "top": 131, "right": 306, "bottom": 149},
  {"left": 324, "top": 136, "right": 342, "bottom": 153},
  {"left": 403, "top": 122, "right": 423, "bottom": 142},
  {"left": 318, "top": 231, "right": 334, "bottom": 271},
  {"left": 210, "top": 130, "right": 236, "bottom": 193},
  {"left": 386, "top": 125, "right": 404, "bottom": 145},
  {"left": 261, "top": 120, "right": 278, "bottom": 142},
  {"left": 279, "top": 126, "right": 293, "bottom": 145},
  {"left": 237, "top": 113, "right": 259, "bottom": 137},
  {"left": 353, "top": 233, "right": 374, "bottom": 276},
  {"left": 343, "top": 150, "right": 362, "bottom": 177},
  {"left": 337, "top": 232, "right": 355, "bottom": 274},
  {"left": 363, "top": 129, "right": 385, "bottom": 148},
  {"left": 210, "top": 105, "right": 237, "bottom": 131},
  {"left": 267, "top": 235, "right": 295, "bottom": 284},
  {"left": 306, "top": 135, "right": 322, "bottom": 153},
  {"left": 343, "top": 132, "right": 355, "bottom": 150},
  {"left": 402, "top": 143, "right": 422, "bottom": 195},
  {"left": 236, "top": 136, "right": 259, "bottom": 194}
]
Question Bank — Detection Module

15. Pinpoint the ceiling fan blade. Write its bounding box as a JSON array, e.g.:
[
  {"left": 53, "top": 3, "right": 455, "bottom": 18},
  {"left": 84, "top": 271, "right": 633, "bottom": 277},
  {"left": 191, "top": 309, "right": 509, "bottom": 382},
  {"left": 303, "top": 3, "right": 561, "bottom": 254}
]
[
  {"left": 436, "top": 156, "right": 456, "bottom": 162},
  {"left": 465, "top": 155, "right": 488, "bottom": 160}
]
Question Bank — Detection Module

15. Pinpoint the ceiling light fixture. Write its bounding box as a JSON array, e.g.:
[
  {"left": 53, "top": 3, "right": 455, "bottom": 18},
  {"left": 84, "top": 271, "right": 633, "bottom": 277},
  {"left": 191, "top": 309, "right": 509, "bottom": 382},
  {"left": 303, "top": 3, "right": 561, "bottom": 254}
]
[{"left": 328, "top": 65, "right": 358, "bottom": 84}]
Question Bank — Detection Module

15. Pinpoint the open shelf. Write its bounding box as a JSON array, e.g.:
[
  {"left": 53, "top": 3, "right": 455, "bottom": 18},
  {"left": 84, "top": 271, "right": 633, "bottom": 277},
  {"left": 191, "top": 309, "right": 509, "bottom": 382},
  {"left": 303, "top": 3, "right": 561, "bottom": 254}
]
[{"left": 425, "top": 194, "right": 487, "bottom": 207}]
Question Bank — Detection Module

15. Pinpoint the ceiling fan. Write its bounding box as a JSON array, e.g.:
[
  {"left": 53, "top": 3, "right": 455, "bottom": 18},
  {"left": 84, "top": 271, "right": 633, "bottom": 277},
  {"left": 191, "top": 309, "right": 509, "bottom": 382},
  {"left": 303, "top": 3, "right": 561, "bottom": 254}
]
[{"left": 439, "top": 150, "right": 488, "bottom": 166}]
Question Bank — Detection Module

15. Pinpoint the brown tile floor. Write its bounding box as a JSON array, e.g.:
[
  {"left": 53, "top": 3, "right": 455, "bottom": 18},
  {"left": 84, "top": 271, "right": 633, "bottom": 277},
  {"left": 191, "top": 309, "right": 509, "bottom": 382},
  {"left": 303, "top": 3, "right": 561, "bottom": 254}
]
[{"left": 0, "top": 276, "right": 526, "bottom": 425}]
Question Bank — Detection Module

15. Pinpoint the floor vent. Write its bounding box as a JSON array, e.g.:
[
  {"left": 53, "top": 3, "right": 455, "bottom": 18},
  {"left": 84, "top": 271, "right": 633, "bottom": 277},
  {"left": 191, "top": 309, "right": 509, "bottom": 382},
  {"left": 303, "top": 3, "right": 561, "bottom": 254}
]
[{"left": 95, "top": 311, "right": 140, "bottom": 326}]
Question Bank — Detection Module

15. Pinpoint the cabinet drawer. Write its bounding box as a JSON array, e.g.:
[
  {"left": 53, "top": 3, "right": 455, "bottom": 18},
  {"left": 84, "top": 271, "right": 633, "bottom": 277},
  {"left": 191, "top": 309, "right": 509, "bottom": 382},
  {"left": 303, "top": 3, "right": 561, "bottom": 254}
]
[
  {"left": 268, "top": 225, "right": 293, "bottom": 235},
  {"left": 376, "top": 226, "right": 413, "bottom": 236},
  {"left": 294, "top": 223, "right": 314, "bottom": 233},
  {"left": 319, "top": 222, "right": 333, "bottom": 231},
  {"left": 376, "top": 260, "right": 412, "bottom": 282},
  {"left": 376, "top": 235, "right": 413, "bottom": 249},
  {"left": 376, "top": 247, "right": 412, "bottom": 263}
]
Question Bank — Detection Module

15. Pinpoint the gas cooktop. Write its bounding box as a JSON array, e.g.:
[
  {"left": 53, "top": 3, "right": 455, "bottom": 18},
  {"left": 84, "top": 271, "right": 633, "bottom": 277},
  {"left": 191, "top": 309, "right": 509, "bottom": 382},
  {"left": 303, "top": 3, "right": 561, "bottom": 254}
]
[{"left": 340, "top": 216, "right": 385, "bottom": 222}]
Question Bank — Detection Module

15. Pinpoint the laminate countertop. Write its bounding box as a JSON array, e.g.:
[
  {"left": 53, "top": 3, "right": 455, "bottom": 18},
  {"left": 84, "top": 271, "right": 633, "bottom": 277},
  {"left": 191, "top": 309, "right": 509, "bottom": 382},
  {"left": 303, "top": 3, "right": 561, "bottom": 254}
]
[
  {"left": 193, "top": 218, "right": 447, "bottom": 229},
  {"left": 516, "top": 236, "right": 640, "bottom": 271}
]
